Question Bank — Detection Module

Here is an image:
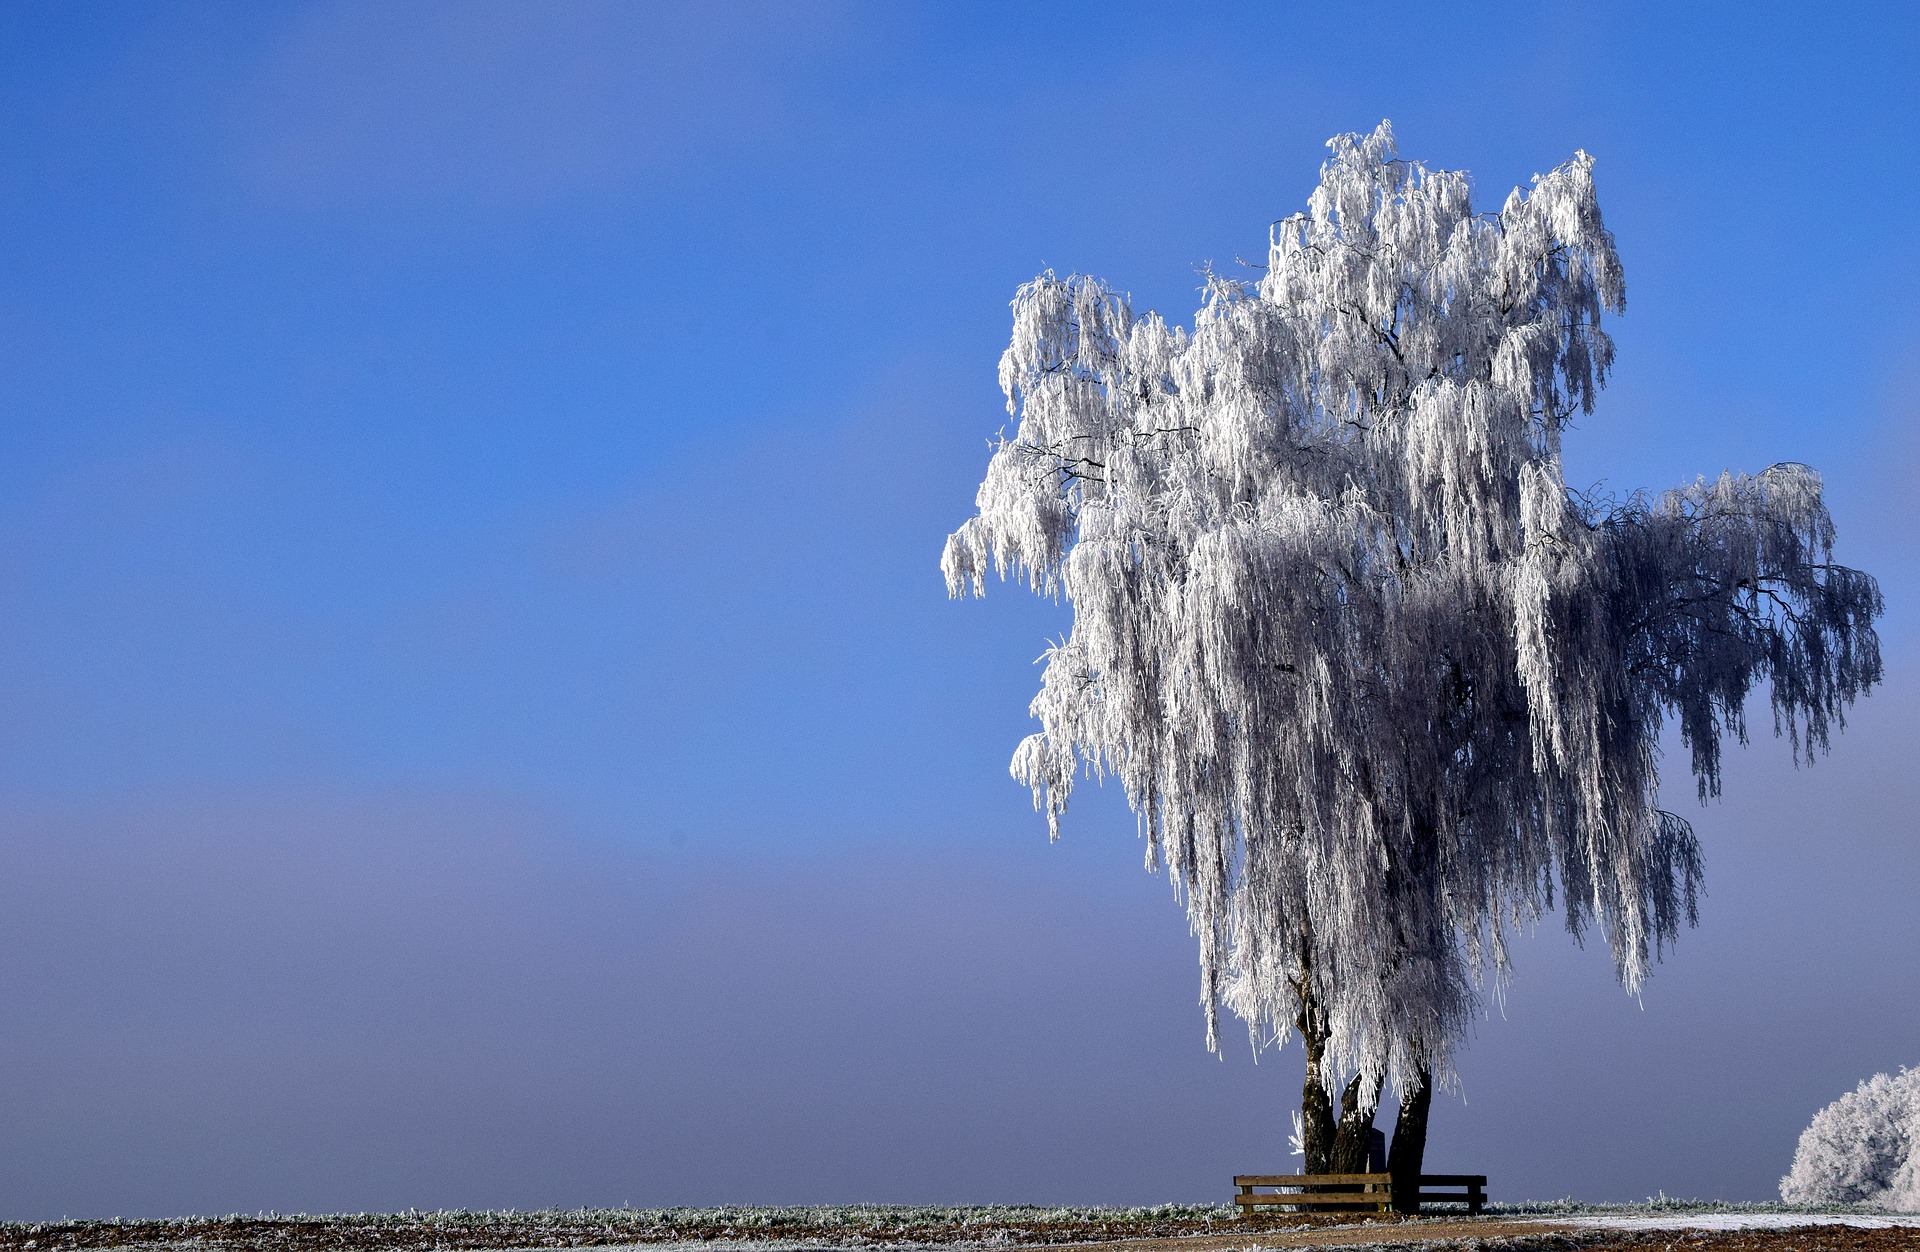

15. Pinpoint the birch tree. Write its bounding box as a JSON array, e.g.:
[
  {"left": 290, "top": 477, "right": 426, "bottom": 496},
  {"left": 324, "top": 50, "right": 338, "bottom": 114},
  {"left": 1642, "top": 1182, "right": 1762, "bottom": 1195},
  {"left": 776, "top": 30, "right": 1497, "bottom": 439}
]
[{"left": 943, "top": 122, "right": 1882, "bottom": 1184}]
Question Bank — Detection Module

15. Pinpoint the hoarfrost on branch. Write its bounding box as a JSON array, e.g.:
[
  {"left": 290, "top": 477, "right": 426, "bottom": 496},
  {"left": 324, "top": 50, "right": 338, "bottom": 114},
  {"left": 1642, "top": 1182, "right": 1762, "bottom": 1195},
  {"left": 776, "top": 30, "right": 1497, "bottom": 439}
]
[
  {"left": 944, "top": 122, "right": 1883, "bottom": 1099},
  {"left": 1783, "top": 1068, "right": 1920, "bottom": 1210}
]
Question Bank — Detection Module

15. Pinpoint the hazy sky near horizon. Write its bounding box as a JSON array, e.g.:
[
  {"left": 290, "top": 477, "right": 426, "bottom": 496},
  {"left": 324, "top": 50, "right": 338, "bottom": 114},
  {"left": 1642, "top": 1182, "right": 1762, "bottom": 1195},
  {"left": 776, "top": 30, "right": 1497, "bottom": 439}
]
[{"left": 2, "top": 0, "right": 1917, "bottom": 1221}]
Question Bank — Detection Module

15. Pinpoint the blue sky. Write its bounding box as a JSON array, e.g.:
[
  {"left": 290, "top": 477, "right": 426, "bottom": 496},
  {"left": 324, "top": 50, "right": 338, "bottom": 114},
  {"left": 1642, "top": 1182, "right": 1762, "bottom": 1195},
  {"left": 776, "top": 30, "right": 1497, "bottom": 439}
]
[{"left": 1, "top": 0, "right": 1916, "bottom": 1220}]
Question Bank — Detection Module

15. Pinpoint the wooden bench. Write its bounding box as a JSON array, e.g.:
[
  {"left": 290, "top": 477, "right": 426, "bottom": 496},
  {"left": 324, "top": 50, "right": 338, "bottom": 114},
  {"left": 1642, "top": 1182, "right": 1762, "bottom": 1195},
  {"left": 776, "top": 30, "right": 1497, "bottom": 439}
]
[
  {"left": 1233, "top": 1172, "right": 1487, "bottom": 1216},
  {"left": 1409, "top": 1173, "right": 1486, "bottom": 1215},
  {"left": 1233, "top": 1173, "right": 1393, "bottom": 1213}
]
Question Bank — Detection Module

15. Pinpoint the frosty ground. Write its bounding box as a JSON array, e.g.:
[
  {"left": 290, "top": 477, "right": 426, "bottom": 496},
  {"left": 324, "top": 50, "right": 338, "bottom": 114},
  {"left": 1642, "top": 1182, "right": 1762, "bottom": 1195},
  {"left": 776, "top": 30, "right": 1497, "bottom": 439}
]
[{"left": 6, "top": 1204, "right": 1919, "bottom": 1252}]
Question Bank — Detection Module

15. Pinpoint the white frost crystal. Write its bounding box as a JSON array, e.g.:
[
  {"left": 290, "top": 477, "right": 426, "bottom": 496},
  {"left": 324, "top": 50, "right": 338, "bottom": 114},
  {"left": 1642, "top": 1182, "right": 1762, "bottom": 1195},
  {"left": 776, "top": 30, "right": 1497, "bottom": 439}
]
[
  {"left": 946, "top": 123, "right": 1882, "bottom": 1096},
  {"left": 1783, "top": 1069, "right": 1920, "bottom": 1210}
]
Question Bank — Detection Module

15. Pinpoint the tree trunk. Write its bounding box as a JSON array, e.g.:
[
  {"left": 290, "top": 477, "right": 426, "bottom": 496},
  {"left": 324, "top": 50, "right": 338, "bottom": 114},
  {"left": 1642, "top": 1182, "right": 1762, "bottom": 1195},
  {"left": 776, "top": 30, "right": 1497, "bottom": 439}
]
[
  {"left": 1329, "top": 1071, "right": 1382, "bottom": 1174},
  {"left": 1295, "top": 988, "right": 1336, "bottom": 1175},
  {"left": 1387, "top": 1060, "right": 1432, "bottom": 1214}
]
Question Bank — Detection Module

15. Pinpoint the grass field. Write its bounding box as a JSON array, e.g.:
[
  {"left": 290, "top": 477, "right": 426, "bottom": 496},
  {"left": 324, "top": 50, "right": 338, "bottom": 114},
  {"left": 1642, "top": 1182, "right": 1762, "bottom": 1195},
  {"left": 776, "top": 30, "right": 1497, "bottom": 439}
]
[{"left": 4, "top": 1203, "right": 1919, "bottom": 1252}]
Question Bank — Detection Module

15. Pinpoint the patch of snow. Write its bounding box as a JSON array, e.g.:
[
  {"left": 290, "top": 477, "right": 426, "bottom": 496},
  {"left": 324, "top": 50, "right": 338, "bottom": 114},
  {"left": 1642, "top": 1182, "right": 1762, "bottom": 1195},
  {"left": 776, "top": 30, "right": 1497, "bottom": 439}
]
[{"left": 1573, "top": 1213, "right": 1920, "bottom": 1231}]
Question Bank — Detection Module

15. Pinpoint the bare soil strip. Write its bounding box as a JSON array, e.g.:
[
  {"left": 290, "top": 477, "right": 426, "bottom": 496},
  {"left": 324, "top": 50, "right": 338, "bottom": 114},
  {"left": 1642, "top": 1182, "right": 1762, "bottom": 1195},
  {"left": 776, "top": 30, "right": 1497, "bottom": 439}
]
[
  {"left": 1052, "top": 1221, "right": 1574, "bottom": 1252},
  {"left": 1048, "top": 1219, "right": 1584, "bottom": 1250},
  {"left": 1058, "top": 1222, "right": 1920, "bottom": 1252}
]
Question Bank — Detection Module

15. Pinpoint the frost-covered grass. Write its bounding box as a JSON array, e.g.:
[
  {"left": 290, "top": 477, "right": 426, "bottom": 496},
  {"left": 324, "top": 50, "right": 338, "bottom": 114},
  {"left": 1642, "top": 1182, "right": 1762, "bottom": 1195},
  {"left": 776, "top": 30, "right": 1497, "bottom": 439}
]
[
  {"left": 0, "top": 1203, "right": 1277, "bottom": 1252},
  {"left": 11, "top": 1199, "right": 1917, "bottom": 1252},
  {"left": 3, "top": 1202, "right": 1238, "bottom": 1229}
]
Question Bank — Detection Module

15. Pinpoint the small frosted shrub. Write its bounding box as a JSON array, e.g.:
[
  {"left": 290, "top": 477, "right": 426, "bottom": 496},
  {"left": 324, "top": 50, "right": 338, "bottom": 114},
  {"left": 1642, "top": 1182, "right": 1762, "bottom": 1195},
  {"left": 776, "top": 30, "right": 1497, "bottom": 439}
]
[{"left": 1781, "top": 1067, "right": 1920, "bottom": 1210}]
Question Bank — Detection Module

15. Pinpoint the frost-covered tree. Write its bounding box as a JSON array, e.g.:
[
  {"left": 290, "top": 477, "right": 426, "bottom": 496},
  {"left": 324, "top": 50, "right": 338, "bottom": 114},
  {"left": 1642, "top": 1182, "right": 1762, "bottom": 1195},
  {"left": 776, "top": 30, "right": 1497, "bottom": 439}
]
[
  {"left": 1783, "top": 1068, "right": 1920, "bottom": 1210},
  {"left": 944, "top": 122, "right": 1882, "bottom": 1183}
]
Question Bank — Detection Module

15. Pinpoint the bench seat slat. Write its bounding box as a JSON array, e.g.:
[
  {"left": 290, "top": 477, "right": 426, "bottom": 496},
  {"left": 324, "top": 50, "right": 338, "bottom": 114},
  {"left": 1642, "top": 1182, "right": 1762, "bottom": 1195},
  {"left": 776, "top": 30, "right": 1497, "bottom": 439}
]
[
  {"left": 1235, "top": 1198, "right": 1388, "bottom": 1206},
  {"left": 1235, "top": 1193, "right": 1389, "bottom": 1202}
]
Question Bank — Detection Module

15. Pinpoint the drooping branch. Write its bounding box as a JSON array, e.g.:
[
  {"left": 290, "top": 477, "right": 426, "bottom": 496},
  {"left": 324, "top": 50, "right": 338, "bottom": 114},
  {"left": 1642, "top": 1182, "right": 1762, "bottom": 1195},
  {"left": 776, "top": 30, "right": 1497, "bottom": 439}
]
[{"left": 947, "top": 121, "right": 1881, "bottom": 1118}]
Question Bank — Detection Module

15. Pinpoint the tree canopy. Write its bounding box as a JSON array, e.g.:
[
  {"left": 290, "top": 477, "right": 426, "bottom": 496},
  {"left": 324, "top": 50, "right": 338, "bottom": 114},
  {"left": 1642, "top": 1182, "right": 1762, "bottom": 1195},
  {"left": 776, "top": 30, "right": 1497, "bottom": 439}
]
[
  {"left": 1783, "top": 1067, "right": 1920, "bottom": 1208},
  {"left": 944, "top": 122, "right": 1882, "bottom": 1120}
]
